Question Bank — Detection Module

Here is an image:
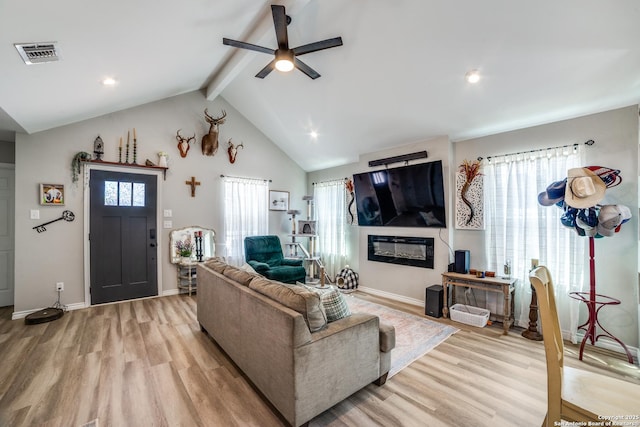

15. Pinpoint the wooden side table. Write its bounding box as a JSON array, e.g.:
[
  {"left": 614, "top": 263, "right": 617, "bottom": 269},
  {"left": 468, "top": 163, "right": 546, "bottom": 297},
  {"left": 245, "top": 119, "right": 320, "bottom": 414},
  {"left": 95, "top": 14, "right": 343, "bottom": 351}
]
[
  {"left": 177, "top": 261, "right": 198, "bottom": 296},
  {"left": 441, "top": 272, "right": 517, "bottom": 334}
]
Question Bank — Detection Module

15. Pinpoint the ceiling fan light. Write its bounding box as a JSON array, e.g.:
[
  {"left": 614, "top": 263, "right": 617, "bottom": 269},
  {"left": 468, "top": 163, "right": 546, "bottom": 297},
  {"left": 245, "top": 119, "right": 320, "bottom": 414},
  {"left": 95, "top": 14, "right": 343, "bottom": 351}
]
[
  {"left": 275, "top": 58, "right": 294, "bottom": 72},
  {"left": 275, "top": 50, "right": 294, "bottom": 72}
]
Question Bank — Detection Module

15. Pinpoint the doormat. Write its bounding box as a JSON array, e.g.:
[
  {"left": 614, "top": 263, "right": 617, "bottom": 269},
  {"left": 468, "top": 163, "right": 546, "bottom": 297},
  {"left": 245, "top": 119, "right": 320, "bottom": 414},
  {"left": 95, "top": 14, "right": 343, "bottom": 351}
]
[{"left": 345, "top": 296, "right": 458, "bottom": 378}]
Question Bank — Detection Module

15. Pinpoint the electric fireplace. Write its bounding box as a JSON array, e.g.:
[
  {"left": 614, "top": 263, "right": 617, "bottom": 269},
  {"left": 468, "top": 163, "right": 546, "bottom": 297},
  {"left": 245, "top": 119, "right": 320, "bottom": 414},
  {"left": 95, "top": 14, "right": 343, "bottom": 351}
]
[{"left": 367, "top": 235, "right": 434, "bottom": 269}]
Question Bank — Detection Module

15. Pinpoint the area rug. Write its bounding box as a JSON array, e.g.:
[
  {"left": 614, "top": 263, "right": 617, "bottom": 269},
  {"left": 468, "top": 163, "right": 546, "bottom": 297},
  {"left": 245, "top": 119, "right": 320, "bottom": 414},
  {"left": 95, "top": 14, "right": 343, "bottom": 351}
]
[{"left": 345, "top": 296, "right": 458, "bottom": 378}]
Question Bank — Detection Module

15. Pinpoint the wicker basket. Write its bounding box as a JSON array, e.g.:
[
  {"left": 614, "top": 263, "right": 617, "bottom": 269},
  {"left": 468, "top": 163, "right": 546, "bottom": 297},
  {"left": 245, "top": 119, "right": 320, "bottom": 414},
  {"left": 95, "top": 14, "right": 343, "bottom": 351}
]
[{"left": 449, "top": 304, "right": 490, "bottom": 327}]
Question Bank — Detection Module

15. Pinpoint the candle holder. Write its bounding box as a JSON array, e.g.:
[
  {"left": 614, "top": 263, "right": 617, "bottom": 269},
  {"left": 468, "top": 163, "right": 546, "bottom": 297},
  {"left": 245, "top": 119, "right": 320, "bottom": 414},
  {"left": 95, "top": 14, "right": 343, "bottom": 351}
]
[
  {"left": 118, "top": 146, "right": 122, "bottom": 163},
  {"left": 133, "top": 138, "right": 138, "bottom": 164}
]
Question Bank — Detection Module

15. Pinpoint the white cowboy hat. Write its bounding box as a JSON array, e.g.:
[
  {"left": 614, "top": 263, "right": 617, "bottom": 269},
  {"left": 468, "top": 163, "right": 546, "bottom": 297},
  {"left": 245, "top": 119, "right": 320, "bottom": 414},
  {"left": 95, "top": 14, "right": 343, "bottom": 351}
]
[{"left": 564, "top": 167, "right": 606, "bottom": 209}]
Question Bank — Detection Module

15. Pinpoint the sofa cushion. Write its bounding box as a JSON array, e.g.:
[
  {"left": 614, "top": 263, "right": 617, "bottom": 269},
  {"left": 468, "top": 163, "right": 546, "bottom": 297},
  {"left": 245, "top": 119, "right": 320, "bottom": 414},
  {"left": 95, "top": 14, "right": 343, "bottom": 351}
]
[
  {"left": 302, "top": 285, "right": 351, "bottom": 323},
  {"left": 204, "top": 258, "right": 228, "bottom": 274},
  {"left": 249, "top": 277, "right": 327, "bottom": 332},
  {"left": 223, "top": 265, "right": 257, "bottom": 286}
]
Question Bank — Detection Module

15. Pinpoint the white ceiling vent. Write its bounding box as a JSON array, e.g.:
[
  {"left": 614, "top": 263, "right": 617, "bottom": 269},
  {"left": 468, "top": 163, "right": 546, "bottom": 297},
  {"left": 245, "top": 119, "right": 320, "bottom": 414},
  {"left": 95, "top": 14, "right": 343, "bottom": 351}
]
[{"left": 14, "top": 42, "right": 60, "bottom": 65}]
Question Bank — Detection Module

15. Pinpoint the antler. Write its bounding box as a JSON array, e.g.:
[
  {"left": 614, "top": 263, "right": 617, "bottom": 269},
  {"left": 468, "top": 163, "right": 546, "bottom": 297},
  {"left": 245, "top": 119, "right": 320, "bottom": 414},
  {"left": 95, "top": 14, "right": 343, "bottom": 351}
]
[
  {"left": 176, "top": 129, "right": 196, "bottom": 143},
  {"left": 204, "top": 109, "right": 227, "bottom": 124}
]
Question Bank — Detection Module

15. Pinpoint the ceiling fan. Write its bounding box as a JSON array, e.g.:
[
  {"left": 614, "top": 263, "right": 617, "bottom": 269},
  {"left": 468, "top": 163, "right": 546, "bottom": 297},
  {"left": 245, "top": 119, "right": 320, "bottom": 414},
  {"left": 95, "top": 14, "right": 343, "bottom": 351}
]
[{"left": 222, "top": 4, "right": 343, "bottom": 80}]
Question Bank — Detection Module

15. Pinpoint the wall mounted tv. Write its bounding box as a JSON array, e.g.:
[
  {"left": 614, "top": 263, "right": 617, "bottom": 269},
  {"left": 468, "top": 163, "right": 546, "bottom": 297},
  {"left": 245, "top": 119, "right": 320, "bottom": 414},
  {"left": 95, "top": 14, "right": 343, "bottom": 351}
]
[{"left": 353, "top": 160, "right": 446, "bottom": 228}]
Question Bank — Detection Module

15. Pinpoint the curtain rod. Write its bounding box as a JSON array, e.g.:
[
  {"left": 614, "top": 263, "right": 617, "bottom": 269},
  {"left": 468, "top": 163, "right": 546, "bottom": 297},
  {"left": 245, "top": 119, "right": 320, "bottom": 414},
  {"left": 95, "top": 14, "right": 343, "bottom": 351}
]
[
  {"left": 220, "top": 174, "right": 271, "bottom": 182},
  {"left": 312, "top": 177, "right": 348, "bottom": 185},
  {"left": 477, "top": 139, "right": 594, "bottom": 162}
]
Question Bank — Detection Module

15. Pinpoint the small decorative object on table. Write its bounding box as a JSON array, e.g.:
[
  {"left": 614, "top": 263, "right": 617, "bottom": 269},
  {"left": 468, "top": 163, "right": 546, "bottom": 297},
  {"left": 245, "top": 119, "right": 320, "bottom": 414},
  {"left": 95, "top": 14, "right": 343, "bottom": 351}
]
[
  {"left": 132, "top": 128, "right": 138, "bottom": 164},
  {"left": 194, "top": 230, "right": 204, "bottom": 261},
  {"left": 118, "top": 137, "right": 123, "bottom": 163},
  {"left": 125, "top": 130, "right": 130, "bottom": 163},
  {"left": 158, "top": 152, "right": 168, "bottom": 168},
  {"left": 175, "top": 238, "right": 195, "bottom": 262},
  {"left": 93, "top": 136, "right": 104, "bottom": 161}
]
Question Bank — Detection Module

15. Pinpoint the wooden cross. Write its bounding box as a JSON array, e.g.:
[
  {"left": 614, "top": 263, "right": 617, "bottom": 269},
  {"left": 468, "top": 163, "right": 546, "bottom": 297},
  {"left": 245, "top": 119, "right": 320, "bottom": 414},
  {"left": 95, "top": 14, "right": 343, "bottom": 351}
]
[{"left": 186, "top": 176, "right": 201, "bottom": 197}]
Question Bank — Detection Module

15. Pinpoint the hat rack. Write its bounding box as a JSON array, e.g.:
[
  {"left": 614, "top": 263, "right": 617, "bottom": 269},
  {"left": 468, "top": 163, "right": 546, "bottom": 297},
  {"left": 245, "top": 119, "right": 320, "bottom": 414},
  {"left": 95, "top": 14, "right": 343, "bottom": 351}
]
[{"left": 477, "top": 139, "right": 594, "bottom": 163}]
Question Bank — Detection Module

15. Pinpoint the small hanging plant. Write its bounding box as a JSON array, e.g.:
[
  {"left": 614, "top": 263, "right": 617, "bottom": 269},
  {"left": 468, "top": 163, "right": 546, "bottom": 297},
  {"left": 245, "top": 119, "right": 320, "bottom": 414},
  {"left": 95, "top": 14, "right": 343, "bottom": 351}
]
[{"left": 71, "top": 152, "right": 92, "bottom": 183}]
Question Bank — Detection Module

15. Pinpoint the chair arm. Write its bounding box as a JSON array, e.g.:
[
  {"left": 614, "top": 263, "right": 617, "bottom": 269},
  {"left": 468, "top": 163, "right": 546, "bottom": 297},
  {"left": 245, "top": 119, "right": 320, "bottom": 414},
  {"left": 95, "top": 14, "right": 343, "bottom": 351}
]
[
  {"left": 281, "top": 258, "right": 303, "bottom": 267},
  {"left": 247, "top": 260, "right": 270, "bottom": 272}
]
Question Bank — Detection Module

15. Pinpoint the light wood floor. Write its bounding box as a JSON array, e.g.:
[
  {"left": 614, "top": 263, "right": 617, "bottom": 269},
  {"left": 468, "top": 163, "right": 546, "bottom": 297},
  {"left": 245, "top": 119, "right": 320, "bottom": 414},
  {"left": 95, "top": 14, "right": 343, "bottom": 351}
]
[{"left": 0, "top": 293, "right": 638, "bottom": 427}]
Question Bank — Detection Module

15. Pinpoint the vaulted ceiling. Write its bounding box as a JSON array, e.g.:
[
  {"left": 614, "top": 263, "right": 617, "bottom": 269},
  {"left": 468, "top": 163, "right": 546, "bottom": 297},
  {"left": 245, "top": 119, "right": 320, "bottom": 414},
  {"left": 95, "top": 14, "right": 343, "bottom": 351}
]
[{"left": 1, "top": 0, "right": 639, "bottom": 171}]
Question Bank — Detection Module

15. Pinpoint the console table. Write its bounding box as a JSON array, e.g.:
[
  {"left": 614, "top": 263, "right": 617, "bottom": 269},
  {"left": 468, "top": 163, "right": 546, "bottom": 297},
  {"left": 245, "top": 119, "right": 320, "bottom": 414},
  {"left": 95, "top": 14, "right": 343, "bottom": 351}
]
[
  {"left": 441, "top": 272, "right": 517, "bottom": 334},
  {"left": 176, "top": 260, "right": 198, "bottom": 296}
]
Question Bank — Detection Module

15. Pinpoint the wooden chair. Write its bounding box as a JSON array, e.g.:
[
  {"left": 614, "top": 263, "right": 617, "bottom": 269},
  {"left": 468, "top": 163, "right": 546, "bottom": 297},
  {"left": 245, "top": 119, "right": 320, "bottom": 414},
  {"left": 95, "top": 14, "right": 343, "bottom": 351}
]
[{"left": 529, "top": 266, "right": 640, "bottom": 426}]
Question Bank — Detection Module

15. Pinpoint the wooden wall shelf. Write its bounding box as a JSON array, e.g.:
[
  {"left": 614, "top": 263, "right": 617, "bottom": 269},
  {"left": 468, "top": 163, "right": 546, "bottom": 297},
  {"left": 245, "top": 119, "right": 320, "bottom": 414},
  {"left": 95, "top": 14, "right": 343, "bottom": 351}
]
[{"left": 85, "top": 160, "right": 168, "bottom": 180}]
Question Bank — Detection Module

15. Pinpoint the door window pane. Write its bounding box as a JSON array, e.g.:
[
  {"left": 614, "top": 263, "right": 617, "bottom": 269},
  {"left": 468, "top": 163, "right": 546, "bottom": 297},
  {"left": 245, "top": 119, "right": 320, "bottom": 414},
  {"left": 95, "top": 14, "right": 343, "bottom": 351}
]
[
  {"left": 104, "top": 181, "right": 118, "bottom": 206},
  {"left": 133, "top": 183, "right": 145, "bottom": 206},
  {"left": 119, "top": 182, "right": 132, "bottom": 206}
]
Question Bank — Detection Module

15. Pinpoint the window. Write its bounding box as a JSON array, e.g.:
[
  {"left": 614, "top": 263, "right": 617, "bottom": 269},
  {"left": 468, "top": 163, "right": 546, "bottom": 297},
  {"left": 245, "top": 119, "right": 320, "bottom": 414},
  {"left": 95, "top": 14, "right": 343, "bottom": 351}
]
[
  {"left": 222, "top": 176, "right": 269, "bottom": 266},
  {"left": 104, "top": 181, "right": 145, "bottom": 207},
  {"left": 484, "top": 148, "right": 584, "bottom": 340},
  {"left": 314, "top": 179, "right": 347, "bottom": 277}
]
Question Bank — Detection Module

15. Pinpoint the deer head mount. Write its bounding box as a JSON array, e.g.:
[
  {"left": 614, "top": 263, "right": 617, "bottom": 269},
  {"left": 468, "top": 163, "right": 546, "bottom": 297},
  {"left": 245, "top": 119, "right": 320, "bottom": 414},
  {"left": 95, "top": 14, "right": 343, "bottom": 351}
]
[
  {"left": 227, "top": 139, "right": 244, "bottom": 164},
  {"left": 202, "top": 109, "right": 226, "bottom": 156},
  {"left": 176, "top": 129, "right": 196, "bottom": 158}
]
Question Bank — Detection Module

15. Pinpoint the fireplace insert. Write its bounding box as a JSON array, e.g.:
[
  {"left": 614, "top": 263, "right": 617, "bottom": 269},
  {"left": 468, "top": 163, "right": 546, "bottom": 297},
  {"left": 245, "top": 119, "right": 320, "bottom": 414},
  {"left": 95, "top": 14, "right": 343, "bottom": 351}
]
[{"left": 367, "top": 235, "right": 434, "bottom": 269}]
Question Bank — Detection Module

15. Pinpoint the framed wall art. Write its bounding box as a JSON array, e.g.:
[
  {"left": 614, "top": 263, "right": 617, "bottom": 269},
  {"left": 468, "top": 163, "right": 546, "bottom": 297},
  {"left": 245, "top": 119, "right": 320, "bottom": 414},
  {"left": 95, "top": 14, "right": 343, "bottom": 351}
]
[
  {"left": 269, "top": 190, "right": 289, "bottom": 211},
  {"left": 40, "top": 183, "right": 65, "bottom": 206}
]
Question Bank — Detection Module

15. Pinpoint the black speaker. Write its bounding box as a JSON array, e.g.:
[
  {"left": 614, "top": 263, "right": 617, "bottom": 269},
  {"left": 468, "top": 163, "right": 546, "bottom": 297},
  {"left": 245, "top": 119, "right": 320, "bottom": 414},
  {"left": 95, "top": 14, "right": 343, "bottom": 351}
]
[
  {"left": 454, "top": 250, "right": 470, "bottom": 274},
  {"left": 425, "top": 285, "right": 443, "bottom": 318}
]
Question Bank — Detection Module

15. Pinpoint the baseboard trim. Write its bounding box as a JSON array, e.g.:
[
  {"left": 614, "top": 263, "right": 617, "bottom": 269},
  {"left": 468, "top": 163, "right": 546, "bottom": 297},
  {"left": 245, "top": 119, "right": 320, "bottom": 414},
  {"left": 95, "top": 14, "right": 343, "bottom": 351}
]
[
  {"left": 12, "top": 302, "right": 87, "bottom": 320},
  {"left": 357, "top": 286, "right": 424, "bottom": 307},
  {"left": 162, "top": 288, "right": 180, "bottom": 296}
]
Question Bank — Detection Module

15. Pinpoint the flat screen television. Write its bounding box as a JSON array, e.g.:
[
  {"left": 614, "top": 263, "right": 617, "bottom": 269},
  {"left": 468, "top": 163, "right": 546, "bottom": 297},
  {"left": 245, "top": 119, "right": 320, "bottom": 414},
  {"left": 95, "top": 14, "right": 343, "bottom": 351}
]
[{"left": 353, "top": 160, "right": 446, "bottom": 228}]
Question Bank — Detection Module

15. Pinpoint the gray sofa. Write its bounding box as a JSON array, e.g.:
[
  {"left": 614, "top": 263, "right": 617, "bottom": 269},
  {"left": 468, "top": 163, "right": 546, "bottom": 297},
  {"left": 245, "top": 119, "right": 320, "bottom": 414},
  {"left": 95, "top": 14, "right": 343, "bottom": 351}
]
[{"left": 197, "top": 259, "right": 396, "bottom": 427}]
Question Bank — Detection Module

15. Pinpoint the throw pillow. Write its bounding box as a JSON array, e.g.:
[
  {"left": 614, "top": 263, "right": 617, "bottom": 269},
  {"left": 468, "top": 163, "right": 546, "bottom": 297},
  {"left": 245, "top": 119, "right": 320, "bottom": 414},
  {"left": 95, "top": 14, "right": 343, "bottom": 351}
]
[
  {"left": 223, "top": 265, "right": 257, "bottom": 286},
  {"left": 249, "top": 277, "right": 327, "bottom": 332},
  {"left": 302, "top": 285, "right": 351, "bottom": 323},
  {"left": 204, "top": 258, "right": 228, "bottom": 274}
]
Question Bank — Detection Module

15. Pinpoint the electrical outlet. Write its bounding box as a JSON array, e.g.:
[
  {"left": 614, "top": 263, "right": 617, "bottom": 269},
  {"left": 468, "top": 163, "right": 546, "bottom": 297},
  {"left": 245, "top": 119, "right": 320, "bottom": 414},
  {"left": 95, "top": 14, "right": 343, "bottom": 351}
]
[
  {"left": 30, "top": 209, "right": 40, "bottom": 220},
  {"left": 56, "top": 282, "right": 64, "bottom": 292},
  {"left": 163, "top": 209, "right": 172, "bottom": 217},
  {"left": 163, "top": 220, "right": 173, "bottom": 229}
]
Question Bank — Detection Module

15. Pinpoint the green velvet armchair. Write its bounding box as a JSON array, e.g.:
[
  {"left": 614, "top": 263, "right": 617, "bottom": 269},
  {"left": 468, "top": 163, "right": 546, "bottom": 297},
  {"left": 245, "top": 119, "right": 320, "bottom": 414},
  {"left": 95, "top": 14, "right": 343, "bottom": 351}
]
[{"left": 244, "top": 235, "right": 306, "bottom": 284}]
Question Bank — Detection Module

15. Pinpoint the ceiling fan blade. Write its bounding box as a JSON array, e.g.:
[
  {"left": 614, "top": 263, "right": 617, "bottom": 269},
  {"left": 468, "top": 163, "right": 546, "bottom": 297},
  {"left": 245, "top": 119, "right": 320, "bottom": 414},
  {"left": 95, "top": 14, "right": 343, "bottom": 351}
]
[
  {"left": 293, "top": 37, "right": 343, "bottom": 56},
  {"left": 294, "top": 58, "right": 320, "bottom": 80},
  {"left": 255, "top": 60, "right": 276, "bottom": 79},
  {"left": 223, "top": 38, "right": 274, "bottom": 55},
  {"left": 271, "top": 5, "right": 289, "bottom": 49}
]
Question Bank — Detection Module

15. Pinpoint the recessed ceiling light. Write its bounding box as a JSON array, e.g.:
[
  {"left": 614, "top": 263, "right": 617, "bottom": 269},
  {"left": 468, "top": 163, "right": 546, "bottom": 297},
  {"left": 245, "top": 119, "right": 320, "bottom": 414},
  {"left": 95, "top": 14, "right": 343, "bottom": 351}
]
[
  {"left": 102, "top": 77, "right": 117, "bottom": 86},
  {"left": 310, "top": 131, "right": 318, "bottom": 139},
  {"left": 465, "top": 69, "right": 480, "bottom": 84}
]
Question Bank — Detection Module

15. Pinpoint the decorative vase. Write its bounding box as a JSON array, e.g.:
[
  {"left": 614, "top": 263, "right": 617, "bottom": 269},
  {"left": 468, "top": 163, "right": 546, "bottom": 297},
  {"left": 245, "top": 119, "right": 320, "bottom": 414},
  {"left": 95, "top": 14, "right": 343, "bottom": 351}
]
[
  {"left": 158, "top": 153, "right": 168, "bottom": 168},
  {"left": 181, "top": 255, "right": 192, "bottom": 263}
]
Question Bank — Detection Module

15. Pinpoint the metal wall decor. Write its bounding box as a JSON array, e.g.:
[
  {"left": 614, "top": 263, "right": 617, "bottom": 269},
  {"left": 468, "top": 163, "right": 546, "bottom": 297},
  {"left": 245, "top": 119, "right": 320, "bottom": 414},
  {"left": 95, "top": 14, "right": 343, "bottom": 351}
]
[{"left": 33, "top": 210, "right": 75, "bottom": 233}]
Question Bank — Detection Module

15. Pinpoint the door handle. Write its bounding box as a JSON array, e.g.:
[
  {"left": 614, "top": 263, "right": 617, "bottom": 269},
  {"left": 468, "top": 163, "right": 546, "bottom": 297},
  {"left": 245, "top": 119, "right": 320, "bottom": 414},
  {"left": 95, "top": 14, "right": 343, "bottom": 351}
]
[{"left": 150, "top": 243, "right": 156, "bottom": 247}]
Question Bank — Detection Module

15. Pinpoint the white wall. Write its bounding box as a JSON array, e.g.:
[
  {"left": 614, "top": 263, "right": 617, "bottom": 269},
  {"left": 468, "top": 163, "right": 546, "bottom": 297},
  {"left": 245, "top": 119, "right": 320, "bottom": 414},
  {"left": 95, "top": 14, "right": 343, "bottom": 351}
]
[
  {"left": 308, "top": 136, "right": 453, "bottom": 305},
  {"left": 13, "top": 90, "right": 306, "bottom": 313},
  {"left": 0, "top": 140, "right": 14, "bottom": 163},
  {"left": 454, "top": 105, "right": 639, "bottom": 349}
]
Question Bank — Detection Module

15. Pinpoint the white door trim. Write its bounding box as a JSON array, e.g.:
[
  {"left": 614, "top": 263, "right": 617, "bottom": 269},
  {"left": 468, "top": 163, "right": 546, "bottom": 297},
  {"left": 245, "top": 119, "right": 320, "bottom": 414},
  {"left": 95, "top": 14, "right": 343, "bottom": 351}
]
[
  {"left": 83, "top": 163, "right": 163, "bottom": 307},
  {"left": 0, "top": 163, "right": 15, "bottom": 307}
]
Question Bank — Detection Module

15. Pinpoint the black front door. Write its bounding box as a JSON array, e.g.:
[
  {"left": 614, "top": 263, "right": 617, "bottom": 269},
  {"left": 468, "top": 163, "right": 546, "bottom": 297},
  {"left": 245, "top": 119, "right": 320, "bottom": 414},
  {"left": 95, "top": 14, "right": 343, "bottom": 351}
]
[{"left": 90, "top": 170, "right": 158, "bottom": 304}]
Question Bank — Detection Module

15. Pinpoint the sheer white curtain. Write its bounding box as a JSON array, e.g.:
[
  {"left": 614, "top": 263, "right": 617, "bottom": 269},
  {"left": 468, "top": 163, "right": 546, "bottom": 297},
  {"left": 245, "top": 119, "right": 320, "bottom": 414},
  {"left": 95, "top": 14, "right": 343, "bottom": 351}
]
[
  {"left": 314, "top": 179, "right": 347, "bottom": 278},
  {"left": 222, "top": 176, "right": 269, "bottom": 266},
  {"left": 484, "top": 147, "right": 585, "bottom": 341}
]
